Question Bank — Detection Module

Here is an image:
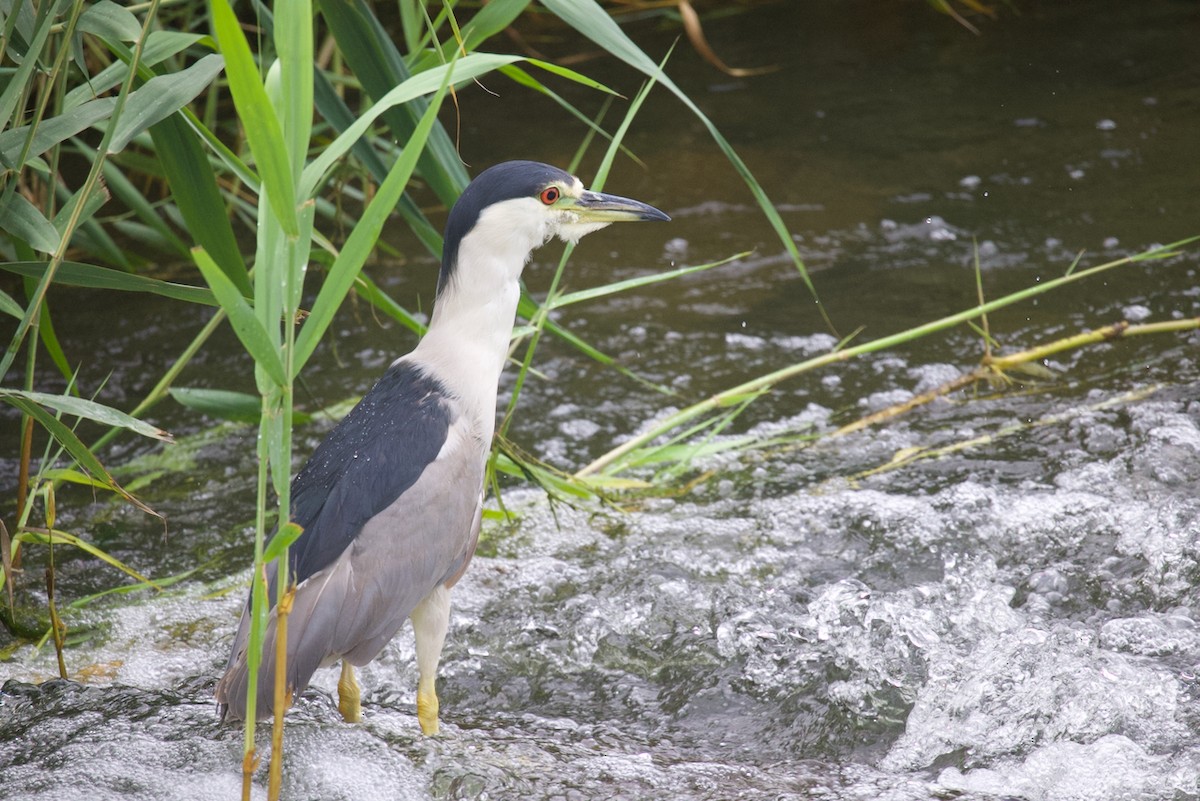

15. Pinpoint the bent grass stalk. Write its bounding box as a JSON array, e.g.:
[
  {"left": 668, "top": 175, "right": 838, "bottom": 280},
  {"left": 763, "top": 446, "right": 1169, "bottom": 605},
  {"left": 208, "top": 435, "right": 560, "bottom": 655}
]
[
  {"left": 852, "top": 384, "right": 1164, "bottom": 480},
  {"left": 578, "top": 237, "right": 1200, "bottom": 478},
  {"left": 831, "top": 317, "right": 1200, "bottom": 440}
]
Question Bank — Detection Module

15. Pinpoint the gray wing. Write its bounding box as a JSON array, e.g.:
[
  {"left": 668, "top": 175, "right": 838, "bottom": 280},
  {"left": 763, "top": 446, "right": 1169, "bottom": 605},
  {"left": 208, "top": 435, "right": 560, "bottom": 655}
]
[{"left": 215, "top": 368, "right": 485, "bottom": 721}]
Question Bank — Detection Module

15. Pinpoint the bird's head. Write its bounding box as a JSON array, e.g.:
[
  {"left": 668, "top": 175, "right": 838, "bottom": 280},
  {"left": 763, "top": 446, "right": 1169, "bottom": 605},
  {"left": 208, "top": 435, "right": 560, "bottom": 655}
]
[{"left": 438, "top": 160, "right": 669, "bottom": 295}]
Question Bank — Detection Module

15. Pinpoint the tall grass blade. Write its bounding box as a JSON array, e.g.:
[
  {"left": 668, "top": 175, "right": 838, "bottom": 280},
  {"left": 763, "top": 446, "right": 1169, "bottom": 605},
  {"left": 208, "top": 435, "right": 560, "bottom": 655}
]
[
  {"left": 211, "top": 0, "right": 298, "bottom": 235},
  {"left": 15, "top": 528, "right": 158, "bottom": 588},
  {"left": 191, "top": 247, "right": 287, "bottom": 386},
  {"left": 540, "top": 0, "right": 826, "bottom": 320},
  {"left": 547, "top": 253, "right": 748, "bottom": 310},
  {"left": 294, "top": 62, "right": 457, "bottom": 375},
  {"left": 316, "top": 0, "right": 468, "bottom": 203},
  {"left": 1, "top": 396, "right": 154, "bottom": 514},
  {"left": 150, "top": 114, "right": 252, "bottom": 297},
  {"left": 0, "top": 97, "right": 118, "bottom": 166}
]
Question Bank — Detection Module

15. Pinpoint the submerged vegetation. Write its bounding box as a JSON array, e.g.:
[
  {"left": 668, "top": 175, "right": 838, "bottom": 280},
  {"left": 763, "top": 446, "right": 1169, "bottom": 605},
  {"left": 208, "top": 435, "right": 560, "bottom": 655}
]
[{"left": 0, "top": 0, "right": 1195, "bottom": 795}]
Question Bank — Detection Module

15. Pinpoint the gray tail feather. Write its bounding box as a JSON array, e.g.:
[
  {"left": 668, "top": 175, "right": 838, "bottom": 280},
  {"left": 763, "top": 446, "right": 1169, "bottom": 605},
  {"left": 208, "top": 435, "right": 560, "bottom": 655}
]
[{"left": 214, "top": 564, "right": 354, "bottom": 722}]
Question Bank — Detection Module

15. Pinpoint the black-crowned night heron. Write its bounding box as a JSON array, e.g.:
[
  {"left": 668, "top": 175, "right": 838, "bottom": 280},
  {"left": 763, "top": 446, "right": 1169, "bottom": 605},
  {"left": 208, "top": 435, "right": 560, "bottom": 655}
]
[{"left": 214, "top": 160, "right": 668, "bottom": 734}]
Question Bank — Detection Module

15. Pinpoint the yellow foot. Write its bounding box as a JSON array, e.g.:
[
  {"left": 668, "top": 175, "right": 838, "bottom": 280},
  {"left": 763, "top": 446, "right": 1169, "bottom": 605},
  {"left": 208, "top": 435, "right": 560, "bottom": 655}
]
[
  {"left": 338, "top": 661, "right": 361, "bottom": 723},
  {"left": 417, "top": 688, "right": 440, "bottom": 736}
]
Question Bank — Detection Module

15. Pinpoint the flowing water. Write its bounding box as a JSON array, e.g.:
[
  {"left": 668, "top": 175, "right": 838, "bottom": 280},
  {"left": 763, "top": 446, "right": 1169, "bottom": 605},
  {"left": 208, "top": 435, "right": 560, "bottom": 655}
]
[{"left": 3, "top": 2, "right": 1200, "bottom": 799}]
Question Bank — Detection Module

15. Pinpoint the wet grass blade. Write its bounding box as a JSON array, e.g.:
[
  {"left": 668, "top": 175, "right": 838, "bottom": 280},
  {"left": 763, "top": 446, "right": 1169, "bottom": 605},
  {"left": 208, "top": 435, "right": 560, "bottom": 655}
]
[
  {"left": 0, "top": 97, "right": 118, "bottom": 167},
  {"left": 15, "top": 528, "right": 158, "bottom": 589},
  {"left": 1, "top": 396, "right": 156, "bottom": 515},
  {"left": 0, "top": 389, "right": 172, "bottom": 441}
]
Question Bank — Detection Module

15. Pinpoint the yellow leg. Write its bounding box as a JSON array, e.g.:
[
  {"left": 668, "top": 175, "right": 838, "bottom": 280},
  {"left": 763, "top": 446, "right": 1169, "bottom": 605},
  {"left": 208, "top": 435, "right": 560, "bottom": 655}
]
[
  {"left": 338, "top": 660, "right": 361, "bottom": 723},
  {"left": 416, "top": 676, "right": 440, "bottom": 736},
  {"left": 411, "top": 585, "right": 450, "bottom": 736}
]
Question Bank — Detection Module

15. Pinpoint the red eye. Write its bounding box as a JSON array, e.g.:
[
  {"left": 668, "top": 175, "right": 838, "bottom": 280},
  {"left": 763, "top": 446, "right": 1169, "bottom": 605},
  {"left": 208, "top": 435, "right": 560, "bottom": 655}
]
[{"left": 540, "top": 186, "right": 560, "bottom": 205}]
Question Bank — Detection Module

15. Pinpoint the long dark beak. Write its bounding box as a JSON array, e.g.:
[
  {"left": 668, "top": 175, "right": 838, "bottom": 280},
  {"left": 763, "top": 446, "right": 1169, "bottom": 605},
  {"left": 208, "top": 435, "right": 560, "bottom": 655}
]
[{"left": 569, "top": 190, "right": 671, "bottom": 223}]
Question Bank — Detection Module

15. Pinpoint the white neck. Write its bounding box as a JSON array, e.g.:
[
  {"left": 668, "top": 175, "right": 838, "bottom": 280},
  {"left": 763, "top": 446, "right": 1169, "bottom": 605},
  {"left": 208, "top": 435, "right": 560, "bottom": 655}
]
[{"left": 408, "top": 201, "right": 549, "bottom": 440}]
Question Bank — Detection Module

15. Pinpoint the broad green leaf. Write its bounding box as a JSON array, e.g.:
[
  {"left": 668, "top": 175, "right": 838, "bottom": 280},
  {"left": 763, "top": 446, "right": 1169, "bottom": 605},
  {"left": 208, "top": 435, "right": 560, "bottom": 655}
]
[
  {"left": 0, "top": 192, "right": 60, "bottom": 253},
  {"left": 263, "top": 522, "right": 304, "bottom": 563},
  {"left": 78, "top": 0, "right": 141, "bottom": 43},
  {"left": 0, "top": 388, "right": 172, "bottom": 441},
  {"left": 150, "top": 113, "right": 252, "bottom": 297},
  {"left": 192, "top": 247, "right": 288, "bottom": 386},
  {"left": 0, "top": 260, "right": 223, "bottom": 305},
  {"left": 211, "top": 0, "right": 298, "bottom": 236},
  {"left": 65, "top": 31, "right": 209, "bottom": 111},
  {"left": 294, "top": 59, "right": 457, "bottom": 375},
  {"left": 0, "top": 96, "right": 116, "bottom": 167},
  {"left": 108, "top": 53, "right": 225, "bottom": 153},
  {"left": 170, "top": 387, "right": 313, "bottom": 425}
]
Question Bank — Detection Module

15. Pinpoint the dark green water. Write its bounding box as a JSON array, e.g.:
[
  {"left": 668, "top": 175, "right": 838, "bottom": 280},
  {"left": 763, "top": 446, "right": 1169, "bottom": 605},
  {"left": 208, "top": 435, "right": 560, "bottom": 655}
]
[{"left": 3, "top": 3, "right": 1199, "bottom": 799}]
